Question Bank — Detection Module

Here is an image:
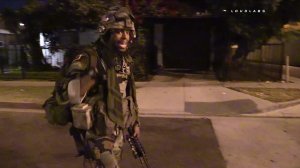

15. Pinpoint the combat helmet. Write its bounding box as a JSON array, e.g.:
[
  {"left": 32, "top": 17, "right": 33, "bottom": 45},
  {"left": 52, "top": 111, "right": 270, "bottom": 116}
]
[{"left": 98, "top": 6, "right": 136, "bottom": 39}]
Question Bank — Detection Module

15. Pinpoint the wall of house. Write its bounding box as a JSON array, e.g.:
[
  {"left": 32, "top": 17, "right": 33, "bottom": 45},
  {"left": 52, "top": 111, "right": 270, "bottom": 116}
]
[
  {"left": 0, "top": 30, "right": 19, "bottom": 66},
  {"left": 0, "top": 31, "right": 15, "bottom": 45},
  {"left": 40, "top": 29, "right": 99, "bottom": 67}
]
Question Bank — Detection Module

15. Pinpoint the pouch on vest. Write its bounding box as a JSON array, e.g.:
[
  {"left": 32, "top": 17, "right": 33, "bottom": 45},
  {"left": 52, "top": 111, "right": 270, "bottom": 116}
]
[
  {"left": 43, "top": 95, "right": 71, "bottom": 126},
  {"left": 43, "top": 78, "right": 72, "bottom": 126},
  {"left": 71, "top": 103, "right": 93, "bottom": 130}
]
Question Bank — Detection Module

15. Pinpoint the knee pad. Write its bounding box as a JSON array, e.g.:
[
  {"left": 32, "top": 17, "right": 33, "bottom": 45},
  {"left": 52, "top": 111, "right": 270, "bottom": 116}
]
[{"left": 99, "top": 151, "right": 119, "bottom": 168}]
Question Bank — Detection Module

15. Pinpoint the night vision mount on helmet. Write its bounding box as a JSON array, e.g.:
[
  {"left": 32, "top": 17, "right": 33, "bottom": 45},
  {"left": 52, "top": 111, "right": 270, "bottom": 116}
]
[{"left": 98, "top": 6, "right": 136, "bottom": 38}]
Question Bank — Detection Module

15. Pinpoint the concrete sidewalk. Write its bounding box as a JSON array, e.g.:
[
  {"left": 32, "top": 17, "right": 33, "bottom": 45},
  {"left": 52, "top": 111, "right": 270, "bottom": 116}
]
[
  {"left": 136, "top": 75, "right": 300, "bottom": 118},
  {"left": 0, "top": 75, "right": 299, "bottom": 118}
]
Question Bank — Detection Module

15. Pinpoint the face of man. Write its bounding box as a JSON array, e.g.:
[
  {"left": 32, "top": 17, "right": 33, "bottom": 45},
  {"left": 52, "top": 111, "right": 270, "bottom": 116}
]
[{"left": 109, "top": 29, "right": 131, "bottom": 52}]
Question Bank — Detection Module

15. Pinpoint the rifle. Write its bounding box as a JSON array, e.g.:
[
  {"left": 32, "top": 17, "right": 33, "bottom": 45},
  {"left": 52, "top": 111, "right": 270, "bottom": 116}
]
[{"left": 126, "top": 127, "right": 152, "bottom": 168}]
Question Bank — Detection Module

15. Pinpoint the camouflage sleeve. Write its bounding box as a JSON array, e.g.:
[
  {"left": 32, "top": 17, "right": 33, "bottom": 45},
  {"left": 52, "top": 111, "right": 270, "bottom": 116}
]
[
  {"left": 66, "top": 53, "right": 89, "bottom": 76},
  {"left": 130, "top": 72, "right": 140, "bottom": 126}
]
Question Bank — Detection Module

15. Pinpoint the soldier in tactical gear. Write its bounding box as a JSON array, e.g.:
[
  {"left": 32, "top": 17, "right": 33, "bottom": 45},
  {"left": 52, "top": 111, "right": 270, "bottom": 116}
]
[{"left": 67, "top": 6, "right": 140, "bottom": 168}]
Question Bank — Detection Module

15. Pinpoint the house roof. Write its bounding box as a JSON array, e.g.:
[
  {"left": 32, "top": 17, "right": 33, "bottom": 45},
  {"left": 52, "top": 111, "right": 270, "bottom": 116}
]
[{"left": 0, "top": 29, "right": 13, "bottom": 34}]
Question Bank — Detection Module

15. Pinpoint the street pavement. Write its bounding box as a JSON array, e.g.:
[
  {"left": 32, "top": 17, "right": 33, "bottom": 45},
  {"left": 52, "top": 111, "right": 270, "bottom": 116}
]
[
  {"left": 0, "top": 112, "right": 225, "bottom": 168},
  {"left": 211, "top": 116, "right": 300, "bottom": 168},
  {"left": 0, "top": 73, "right": 300, "bottom": 168}
]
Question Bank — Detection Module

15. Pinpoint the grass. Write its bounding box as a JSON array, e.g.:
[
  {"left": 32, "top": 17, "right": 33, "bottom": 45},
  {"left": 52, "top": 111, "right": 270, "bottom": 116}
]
[
  {"left": 230, "top": 87, "right": 300, "bottom": 102},
  {"left": 0, "top": 86, "right": 53, "bottom": 104},
  {"left": 0, "top": 71, "right": 60, "bottom": 81},
  {"left": 2, "top": 85, "right": 300, "bottom": 105},
  {"left": 0, "top": 71, "right": 147, "bottom": 104},
  {"left": 0, "top": 70, "right": 149, "bottom": 81}
]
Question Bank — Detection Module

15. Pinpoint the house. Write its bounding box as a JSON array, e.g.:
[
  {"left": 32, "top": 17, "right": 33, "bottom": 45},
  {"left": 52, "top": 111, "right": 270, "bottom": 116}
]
[
  {"left": 0, "top": 17, "right": 20, "bottom": 67},
  {"left": 40, "top": 29, "right": 99, "bottom": 67}
]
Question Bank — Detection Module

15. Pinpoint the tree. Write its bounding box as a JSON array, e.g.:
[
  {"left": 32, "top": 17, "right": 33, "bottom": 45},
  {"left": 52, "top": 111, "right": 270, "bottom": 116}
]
[
  {"left": 206, "top": 0, "right": 300, "bottom": 59},
  {"left": 128, "top": 0, "right": 195, "bottom": 19},
  {"left": 130, "top": 0, "right": 300, "bottom": 59},
  {"left": 1, "top": 0, "right": 108, "bottom": 70}
]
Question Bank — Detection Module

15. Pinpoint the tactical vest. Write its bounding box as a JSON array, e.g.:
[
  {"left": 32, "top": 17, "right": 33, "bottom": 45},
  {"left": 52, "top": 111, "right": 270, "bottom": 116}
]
[{"left": 43, "top": 46, "right": 138, "bottom": 128}]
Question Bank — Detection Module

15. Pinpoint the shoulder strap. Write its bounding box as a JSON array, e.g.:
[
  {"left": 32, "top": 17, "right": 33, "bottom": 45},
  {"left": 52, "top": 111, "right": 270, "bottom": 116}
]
[
  {"left": 83, "top": 47, "right": 107, "bottom": 73},
  {"left": 99, "top": 56, "right": 107, "bottom": 72}
]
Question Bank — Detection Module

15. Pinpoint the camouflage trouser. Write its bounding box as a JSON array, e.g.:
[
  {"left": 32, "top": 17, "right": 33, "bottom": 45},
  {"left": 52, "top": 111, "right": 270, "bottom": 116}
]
[
  {"left": 94, "top": 130, "right": 124, "bottom": 168},
  {"left": 86, "top": 97, "right": 135, "bottom": 168}
]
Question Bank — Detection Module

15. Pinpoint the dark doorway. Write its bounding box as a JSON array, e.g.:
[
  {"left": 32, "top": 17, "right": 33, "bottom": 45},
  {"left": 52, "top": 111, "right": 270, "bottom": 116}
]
[{"left": 163, "top": 18, "right": 211, "bottom": 71}]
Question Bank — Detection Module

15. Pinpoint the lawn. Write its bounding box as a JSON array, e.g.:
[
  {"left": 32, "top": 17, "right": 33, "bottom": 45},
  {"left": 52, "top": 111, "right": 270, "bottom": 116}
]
[
  {"left": 0, "top": 86, "right": 53, "bottom": 104},
  {"left": 0, "top": 71, "right": 60, "bottom": 81},
  {"left": 229, "top": 87, "right": 300, "bottom": 102}
]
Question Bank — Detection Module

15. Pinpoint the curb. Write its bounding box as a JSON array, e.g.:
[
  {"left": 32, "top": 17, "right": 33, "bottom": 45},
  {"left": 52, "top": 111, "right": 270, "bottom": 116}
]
[
  {"left": 248, "top": 99, "right": 300, "bottom": 114},
  {"left": 0, "top": 103, "right": 299, "bottom": 118},
  {"left": 0, "top": 108, "right": 44, "bottom": 113}
]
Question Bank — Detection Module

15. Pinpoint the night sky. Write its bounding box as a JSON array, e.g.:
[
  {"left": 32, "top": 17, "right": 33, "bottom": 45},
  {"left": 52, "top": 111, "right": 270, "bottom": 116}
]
[{"left": 0, "top": 0, "right": 27, "bottom": 10}]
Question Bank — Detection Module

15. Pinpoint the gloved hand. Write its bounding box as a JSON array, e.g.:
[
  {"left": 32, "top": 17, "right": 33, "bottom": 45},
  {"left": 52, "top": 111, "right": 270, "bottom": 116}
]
[{"left": 133, "top": 123, "right": 141, "bottom": 138}]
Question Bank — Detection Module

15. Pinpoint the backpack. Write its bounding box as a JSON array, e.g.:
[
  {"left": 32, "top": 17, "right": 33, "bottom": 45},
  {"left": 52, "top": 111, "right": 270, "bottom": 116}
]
[{"left": 43, "top": 47, "right": 101, "bottom": 126}]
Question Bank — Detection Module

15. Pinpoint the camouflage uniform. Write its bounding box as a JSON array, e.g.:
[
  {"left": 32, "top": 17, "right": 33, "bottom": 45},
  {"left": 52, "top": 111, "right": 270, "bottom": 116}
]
[{"left": 67, "top": 6, "right": 139, "bottom": 168}]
